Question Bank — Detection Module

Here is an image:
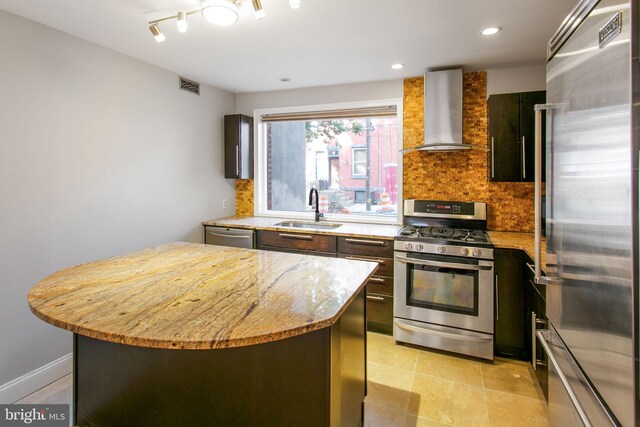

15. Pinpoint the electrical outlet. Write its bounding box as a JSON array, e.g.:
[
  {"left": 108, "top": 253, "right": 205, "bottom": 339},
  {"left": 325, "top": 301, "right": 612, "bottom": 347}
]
[{"left": 223, "top": 199, "right": 228, "bottom": 209}]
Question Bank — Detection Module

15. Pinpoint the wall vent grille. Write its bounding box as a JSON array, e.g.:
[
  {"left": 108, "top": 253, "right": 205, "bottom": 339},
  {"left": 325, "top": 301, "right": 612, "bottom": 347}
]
[{"left": 179, "top": 77, "right": 200, "bottom": 95}]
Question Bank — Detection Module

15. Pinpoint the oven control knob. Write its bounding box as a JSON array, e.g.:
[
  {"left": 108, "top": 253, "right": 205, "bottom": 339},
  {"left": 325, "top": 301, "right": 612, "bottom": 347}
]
[
  {"left": 404, "top": 243, "right": 413, "bottom": 251},
  {"left": 472, "top": 249, "right": 482, "bottom": 257},
  {"left": 416, "top": 244, "right": 424, "bottom": 251},
  {"left": 436, "top": 246, "right": 446, "bottom": 254},
  {"left": 460, "top": 247, "right": 469, "bottom": 256}
]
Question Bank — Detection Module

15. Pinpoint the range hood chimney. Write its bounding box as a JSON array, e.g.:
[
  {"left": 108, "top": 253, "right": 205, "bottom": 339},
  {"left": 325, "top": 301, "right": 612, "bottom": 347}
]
[{"left": 402, "top": 68, "right": 487, "bottom": 153}]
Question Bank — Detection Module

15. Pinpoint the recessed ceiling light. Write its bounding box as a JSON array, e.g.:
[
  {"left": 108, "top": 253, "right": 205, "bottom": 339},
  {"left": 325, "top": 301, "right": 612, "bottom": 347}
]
[
  {"left": 481, "top": 27, "right": 501, "bottom": 36},
  {"left": 391, "top": 63, "right": 405, "bottom": 70},
  {"left": 280, "top": 77, "right": 291, "bottom": 82}
]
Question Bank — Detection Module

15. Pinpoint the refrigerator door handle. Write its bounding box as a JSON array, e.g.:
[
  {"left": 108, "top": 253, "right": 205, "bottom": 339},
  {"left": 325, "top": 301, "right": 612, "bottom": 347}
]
[
  {"left": 537, "top": 330, "right": 592, "bottom": 427},
  {"left": 534, "top": 104, "right": 553, "bottom": 286}
]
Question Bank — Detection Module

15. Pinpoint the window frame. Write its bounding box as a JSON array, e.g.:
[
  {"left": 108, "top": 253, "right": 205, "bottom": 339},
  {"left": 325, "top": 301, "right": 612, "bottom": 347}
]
[
  {"left": 351, "top": 145, "right": 367, "bottom": 179},
  {"left": 253, "top": 99, "right": 403, "bottom": 225}
]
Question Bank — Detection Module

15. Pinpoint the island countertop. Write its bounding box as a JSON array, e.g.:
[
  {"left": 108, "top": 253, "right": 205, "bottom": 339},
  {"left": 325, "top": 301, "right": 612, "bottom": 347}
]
[{"left": 28, "top": 242, "right": 377, "bottom": 350}]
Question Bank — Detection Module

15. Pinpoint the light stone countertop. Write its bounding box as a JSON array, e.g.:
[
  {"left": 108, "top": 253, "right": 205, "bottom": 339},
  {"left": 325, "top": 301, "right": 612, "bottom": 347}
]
[
  {"left": 203, "top": 217, "right": 547, "bottom": 269},
  {"left": 488, "top": 231, "right": 547, "bottom": 270},
  {"left": 202, "top": 216, "right": 402, "bottom": 240},
  {"left": 28, "top": 242, "right": 377, "bottom": 350}
]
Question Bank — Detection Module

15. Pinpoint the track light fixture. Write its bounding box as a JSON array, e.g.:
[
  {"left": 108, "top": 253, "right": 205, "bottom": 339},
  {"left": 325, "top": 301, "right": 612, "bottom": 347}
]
[{"left": 148, "top": 0, "right": 301, "bottom": 42}]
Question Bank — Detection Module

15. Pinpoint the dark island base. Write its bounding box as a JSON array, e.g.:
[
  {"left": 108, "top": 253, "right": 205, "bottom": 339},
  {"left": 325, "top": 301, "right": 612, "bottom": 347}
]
[{"left": 73, "top": 290, "right": 365, "bottom": 427}]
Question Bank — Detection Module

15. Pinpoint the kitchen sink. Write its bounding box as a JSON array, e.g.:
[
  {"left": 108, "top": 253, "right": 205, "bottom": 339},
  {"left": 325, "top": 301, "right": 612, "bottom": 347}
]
[{"left": 274, "top": 220, "right": 343, "bottom": 230}]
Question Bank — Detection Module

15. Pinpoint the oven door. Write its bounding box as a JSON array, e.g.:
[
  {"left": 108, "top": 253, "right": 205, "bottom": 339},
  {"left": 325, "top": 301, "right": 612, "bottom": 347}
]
[{"left": 394, "top": 251, "right": 494, "bottom": 334}]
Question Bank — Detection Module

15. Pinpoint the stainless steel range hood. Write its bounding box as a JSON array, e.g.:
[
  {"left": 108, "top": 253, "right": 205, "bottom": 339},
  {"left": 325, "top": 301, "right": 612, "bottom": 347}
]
[{"left": 402, "top": 68, "right": 487, "bottom": 153}]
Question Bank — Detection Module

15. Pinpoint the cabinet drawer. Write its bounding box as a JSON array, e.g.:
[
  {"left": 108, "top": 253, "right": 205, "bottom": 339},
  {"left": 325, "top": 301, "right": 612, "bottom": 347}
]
[
  {"left": 366, "top": 293, "right": 393, "bottom": 335},
  {"left": 366, "top": 276, "right": 393, "bottom": 296},
  {"left": 337, "top": 237, "right": 393, "bottom": 258},
  {"left": 257, "top": 230, "right": 337, "bottom": 254},
  {"left": 338, "top": 254, "right": 393, "bottom": 277}
]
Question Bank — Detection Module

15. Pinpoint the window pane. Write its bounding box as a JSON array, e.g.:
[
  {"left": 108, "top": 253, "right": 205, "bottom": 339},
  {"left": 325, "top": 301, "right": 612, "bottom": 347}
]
[
  {"left": 266, "top": 117, "right": 398, "bottom": 216},
  {"left": 353, "top": 162, "right": 366, "bottom": 176},
  {"left": 353, "top": 148, "right": 366, "bottom": 163}
]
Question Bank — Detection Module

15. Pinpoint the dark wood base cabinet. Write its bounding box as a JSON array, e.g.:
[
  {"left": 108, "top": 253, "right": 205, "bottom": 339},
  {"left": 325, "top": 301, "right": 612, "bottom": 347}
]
[
  {"left": 256, "top": 231, "right": 396, "bottom": 335},
  {"left": 257, "top": 230, "right": 337, "bottom": 256},
  {"left": 494, "top": 249, "right": 526, "bottom": 360},
  {"left": 524, "top": 254, "right": 549, "bottom": 401},
  {"left": 337, "top": 237, "right": 394, "bottom": 335},
  {"left": 73, "top": 290, "right": 366, "bottom": 427},
  {"left": 494, "top": 250, "right": 549, "bottom": 400}
]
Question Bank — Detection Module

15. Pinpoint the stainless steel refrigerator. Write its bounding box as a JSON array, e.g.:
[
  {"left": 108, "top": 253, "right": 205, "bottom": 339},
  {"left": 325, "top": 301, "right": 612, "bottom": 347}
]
[{"left": 533, "top": 0, "right": 638, "bottom": 425}]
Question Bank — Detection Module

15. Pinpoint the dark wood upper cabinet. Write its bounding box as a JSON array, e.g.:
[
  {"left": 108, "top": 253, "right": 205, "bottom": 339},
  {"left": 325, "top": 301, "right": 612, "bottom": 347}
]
[
  {"left": 224, "top": 114, "right": 253, "bottom": 179},
  {"left": 488, "top": 91, "right": 546, "bottom": 182}
]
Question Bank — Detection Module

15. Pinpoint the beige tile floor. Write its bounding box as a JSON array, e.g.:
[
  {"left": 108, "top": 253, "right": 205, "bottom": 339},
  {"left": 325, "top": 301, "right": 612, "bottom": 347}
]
[
  {"left": 17, "top": 333, "right": 547, "bottom": 427},
  {"left": 365, "top": 332, "right": 548, "bottom": 427}
]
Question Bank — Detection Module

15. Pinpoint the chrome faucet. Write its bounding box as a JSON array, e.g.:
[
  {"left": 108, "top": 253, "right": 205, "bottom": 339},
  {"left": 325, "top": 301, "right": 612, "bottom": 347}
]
[{"left": 308, "top": 188, "right": 324, "bottom": 222}]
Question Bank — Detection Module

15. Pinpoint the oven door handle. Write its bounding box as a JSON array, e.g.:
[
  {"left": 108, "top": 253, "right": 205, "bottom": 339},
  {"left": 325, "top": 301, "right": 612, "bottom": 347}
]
[
  {"left": 396, "top": 255, "right": 493, "bottom": 271},
  {"left": 395, "top": 319, "right": 493, "bottom": 342}
]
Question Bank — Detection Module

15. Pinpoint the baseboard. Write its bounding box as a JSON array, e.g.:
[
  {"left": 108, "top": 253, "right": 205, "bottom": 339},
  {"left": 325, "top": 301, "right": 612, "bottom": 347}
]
[{"left": 0, "top": 353, "right": 73, "bottom": 404}]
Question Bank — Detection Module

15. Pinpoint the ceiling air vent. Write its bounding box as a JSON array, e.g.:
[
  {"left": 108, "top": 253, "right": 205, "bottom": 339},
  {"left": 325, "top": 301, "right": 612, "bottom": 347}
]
[{"left": 179, "top": 77, "right": 200, "bottom": 95}]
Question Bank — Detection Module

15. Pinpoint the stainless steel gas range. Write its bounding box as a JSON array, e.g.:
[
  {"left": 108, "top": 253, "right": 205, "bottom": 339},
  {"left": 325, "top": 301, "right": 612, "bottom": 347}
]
[{"left": 394, "top": 200, "right": 495, "bottom": 360}]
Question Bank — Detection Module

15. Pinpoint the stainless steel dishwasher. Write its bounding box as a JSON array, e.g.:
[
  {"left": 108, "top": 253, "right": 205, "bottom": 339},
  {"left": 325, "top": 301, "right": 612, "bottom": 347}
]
[{"left": 204, "top": 226, "right": 255, "bottom": 249}]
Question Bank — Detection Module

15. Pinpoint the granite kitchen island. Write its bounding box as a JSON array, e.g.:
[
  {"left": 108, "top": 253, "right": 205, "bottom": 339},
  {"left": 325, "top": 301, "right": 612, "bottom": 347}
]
[{"left": 28, "top": 242, "right": 377, "bottom": 427}]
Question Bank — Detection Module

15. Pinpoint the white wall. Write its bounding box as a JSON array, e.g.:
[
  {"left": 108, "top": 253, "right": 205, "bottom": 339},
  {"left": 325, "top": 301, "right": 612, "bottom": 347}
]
[
  {"left": 486, "top": 64, "right": 547, "bottom": 95},
  {"left": 236, "top": 65, "right": 545, "bottom": 113},
  {"left": 236, "top": 79, "right": 403, "bottom": 115},
  {"left": 0, "top": 10, "right": 236, "bottom": 391}
]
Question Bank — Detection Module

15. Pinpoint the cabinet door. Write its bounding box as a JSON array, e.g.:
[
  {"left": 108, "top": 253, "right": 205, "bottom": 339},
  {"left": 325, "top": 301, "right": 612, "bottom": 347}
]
[
  {"left": 224, "top": 114, "right": 253, "bottom": 179},
  {"left": 488, "top": 93, "right": 520, "bottom": 182},
  {"left": 520, "top": 91, "right": 546, "bottom": 182},
  {"left": 494, "top": 249, "right": 526, "bottom": 359},
  {"left": 256, "top": 230, "right": 337, "bottom": 254}
]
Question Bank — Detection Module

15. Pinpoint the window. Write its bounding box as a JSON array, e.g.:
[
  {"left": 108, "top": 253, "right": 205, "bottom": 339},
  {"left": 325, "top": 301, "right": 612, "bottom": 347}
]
[
  {"left": 351, "top": 147, "right": 367, "bottom": 178},
  {"left": 255, "top": 101, "right": 402, "bottom": 222}
]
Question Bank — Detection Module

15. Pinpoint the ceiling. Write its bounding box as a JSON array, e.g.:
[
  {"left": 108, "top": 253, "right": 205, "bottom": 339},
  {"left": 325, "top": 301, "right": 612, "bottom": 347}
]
[{"left": 0, "top": 0, "right": 577, "bottom": 93}]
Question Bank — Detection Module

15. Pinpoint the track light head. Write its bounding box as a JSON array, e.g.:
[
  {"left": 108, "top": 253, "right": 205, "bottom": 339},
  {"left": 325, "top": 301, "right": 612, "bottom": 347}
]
[
  {"left": 252, "top": 0, "right": 265, "bottom": 20},
  {"left": 177, "top": 11, "right": 188, "bottom": 32},
  {"left": 149, "top": 24, "right": 165, "bottom": 42}
]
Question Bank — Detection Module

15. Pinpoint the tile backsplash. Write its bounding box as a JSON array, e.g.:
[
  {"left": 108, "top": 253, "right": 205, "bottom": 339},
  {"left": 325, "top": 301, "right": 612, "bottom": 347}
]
[{"left": 403, "top": 72, "right": 534, "bottom": 232}]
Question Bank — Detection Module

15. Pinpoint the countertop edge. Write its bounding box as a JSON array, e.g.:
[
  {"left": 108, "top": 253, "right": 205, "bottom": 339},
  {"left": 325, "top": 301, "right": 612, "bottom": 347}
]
[{"left": 27, "top": 244, "right": 377, "bottom": 350}]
